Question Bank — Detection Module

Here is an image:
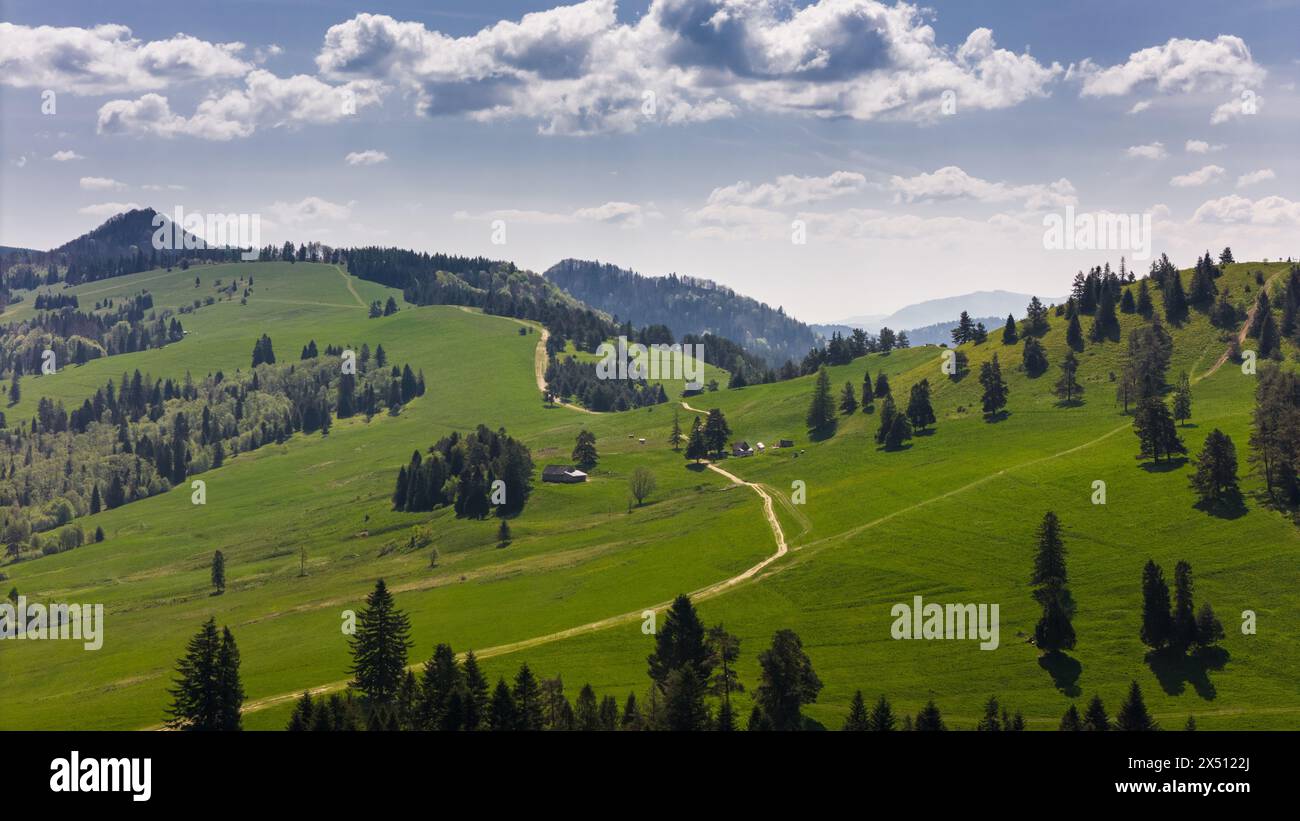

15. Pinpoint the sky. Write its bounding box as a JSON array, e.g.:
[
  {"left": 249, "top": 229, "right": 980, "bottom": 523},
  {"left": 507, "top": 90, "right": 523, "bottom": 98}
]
[{"left": 2, "top": 0, "right": 1298, "bottom": 322}]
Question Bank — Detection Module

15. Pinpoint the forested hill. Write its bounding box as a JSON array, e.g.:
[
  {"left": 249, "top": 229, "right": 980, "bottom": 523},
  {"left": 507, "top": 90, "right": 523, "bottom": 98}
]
[{"left": 544, "top": 258, "right": 818, "bottom": 366}]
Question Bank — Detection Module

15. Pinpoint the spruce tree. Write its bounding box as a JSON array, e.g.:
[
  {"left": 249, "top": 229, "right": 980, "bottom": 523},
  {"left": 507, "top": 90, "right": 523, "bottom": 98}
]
[
  {"left": 1115, "top": 681, "right": 1157, "bottom": 730},
  {"left": 1140, "top": 560, "right": 1173, "bottom": 649},
  {"left": 211, "top": 550, "right": 225, "bottom": 594},
  {"left": 1001, "top": 313, "right": 1018, "bottom": 345},
  {"left": 703, "top": 408, "right": 731, "bottom": 455},
  {"left": 1065, "top": 313, "right": 1084, "bottom": 351},
  {"left": 806, "top": 366, "right": 835, "bottom": 432},
  {"left": 979, "top": 354, "right": 1008, "bottom": 419},
  {"left": 1082, "top": 695, "right": 1110, "bottom": 731},
  {"left": 572, "top": 429, "right": 598, "bottom": 468},
  {"left": 906, "top": 379, "right": 936, "bottom": 431},
  {"left": 1190, "top": 429, "right": 1238, "bottom": 505},
  {"left": 166, "top": 617, "right": 243, "bottom": 730},
  {"left": 868, "top": 695, "right": 896, "bottom": 731},
  {"left": 755, "top": 629, "right": 822, "bottom": 731},
  {"left": 914, "top": 700, "right": 946, "bottom": 731},
  {"left": 461, "top": 651, "right": 490, "bottom": 730},
  {"left": 648, "top": 594, "right": 714, "bottom": 688},
  {"left": 1022, "top": 336, "right": 1049, "bottom": 377},
  {"left": 488, "top": 677, "right": 517, "bottom": 730},
  {"left": 684, "top": 416, "right": 708, "bottom": 463},
  {"left": 839, "top": 381, "right": 858, "bottom": 415},
  {"left": 1059, "top": 704, "right": 1082, "bottom": 731},
  {"left": 668, "top": 410, "right": 684, "bottom": 451},
  {"left": 1054, "top": 350, "right": 1084, "bottom": 404},
  {"left": 1171, "top": 560, "right": 1198, "bottom": 651},
  {"left": 1136, "top": 279, "right": 1153, "bottom": 317},
  {"left": 1172, "top": 372, "right": 1192, "bottom": 425},
  {"left": 512, "top": 664, "right": 544, "bottom": 730},
  {"left": 843, "top": 690, "right": 870, "bottom": 731},
  {"left": 347, "top": 579, "right": 413, "bottom": 706}
]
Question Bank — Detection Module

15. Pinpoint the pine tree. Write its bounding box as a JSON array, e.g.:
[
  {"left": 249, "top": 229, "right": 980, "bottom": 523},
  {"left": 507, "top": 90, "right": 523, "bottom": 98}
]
[
  {"left": 648, "top": 594, "right": 714, "bottom": 688},
  {"left": 574, "top": 684, "right": 600, "bottom": 731},
  {"left": 572, "top": 429, "right": 598, "bottom": 468},
  {"left": 620, "top": 692, "right": 643, "bottom": 731},
  {"left": 211, "top": 550, "right": 226, "bottom": 594},
  {"left": 906, "top": 379, "right": 935, "bottom": 431},
  {"left": 1171, "top": 560, "right": 1198, "bottom": 651},
  {"left": 839, "top": 381, "right": 858, "bottom": 415},
  {"left": 488, "top": 677, "right": 517, "bottom": 731},
  {"left": 347, "top": 579, "right": 413, "bottom": 706},
  {"left": 1132, "top": 397, "right": 1185, "bottom": 462},
  {"left": 1031, "top": 512, "right": 1067, "bottom": 588},
  {"left": 1001, "top": 314, "right": 1018, "bottom": 345},
  {"left": 1136, "top": 278, "right": 1153, "bottom": 317},
  {"left": 461, "top": 650, "right": 490, "bottom": 731},
  {"left": 1115, "top": 681, "right": 1157, "bottom": 730},
  {"left": 806, "top": 366, "right": 835, "bottom": 432},
  {"left": 875, "top": 395, "right": 897, "bottom": 445},
  {"left": 979, "top": 354, "right": 1008, "bottom": 419},
  {"left": 755, "top": 629, "right": 823, "bottom": 731},
  {"left": 663, "top": 667, "right": 711, "bottom": 731},
  {"left": 1082, "top": 695, "right": 1110, "bottom": 731},
  {"left": 1065, "top": 313, "right": 1084, "bottom": 351},
  {"left": 1190, "top": 429, "right": 1239, "bottom": 505},
  {"left": 1140, "top": 560, "right": 1173, "bottom": 649},
  {"left": 1195, "top": 602, "right": 1225, "bottom": 647},
  {"left": 684, "top": 416, "right": 707, "bottom": 463},
  {"left": 843, "top": 690, "right": 869, "bottom": 731},
  {"left": 166, "top": 617, "right": 242, "bottom": 730},
  {"left": 1054, "top": 350, "right": 1084, "bottom": 404},
  {"left": 884, "top": 412, "right": 912, "bottom": 450},
  {"left": 1059, "top": 704, "right": 1082, "bottom": 731},
  {"left": 868, "top": 695, "right": 896, "bottom": 731},
  {"left": 874, "top": 372, "right": 891, "bottom": 398},
  {"left": 976, "top": 695, "right": 1002, "bottom": 731},
  {"left": 668, "top": 409, "right": 684, "bottom": 451},
  {"left": 914, "top": 700, "right": 946, "bottom": 731},
  {"left": 860, "top": 371, "right": 874, "bottom": 413},
  {"left": 1022, "top": 336, "right": 1049, "bottom": 377},
  {"left": 512, "top": 664, "right": 544, "bottom": 730},
  {"left": 1164, "top": 270, "right": 1188, "bottom": 323},
  {"left": 704, "top": 408, "right": 731, "bottom": 455}
]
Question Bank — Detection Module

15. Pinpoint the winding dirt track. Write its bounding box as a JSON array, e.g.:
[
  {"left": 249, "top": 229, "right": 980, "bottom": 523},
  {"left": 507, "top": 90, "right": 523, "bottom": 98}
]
[{"left": 1200, "top": 269, "right": 1282, "bottom": 381}]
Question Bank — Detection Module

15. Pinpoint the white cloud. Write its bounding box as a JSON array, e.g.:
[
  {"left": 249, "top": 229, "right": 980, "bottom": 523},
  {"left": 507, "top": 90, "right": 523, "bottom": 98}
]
[
  {"left": 453, "top": 201, "right": 652, "bottom": 227},
  {"left": 0, "top": 23, "right": 250, "bottom": 95},
  {"left": 268, "top": 196, "right": 354, "bottom": 225},
  {"left": 345, "top": 149, "right": 389, "bottom": 166},
  {"left": 1236, "top": 169, "right": 1276, "bottom": 188},
  {"left": 1125, "top": 141, "right": 1166, "bottom": 159},
  {"left": 1192, "top": 194, "right": 1300, "bottom": 226},
  {"left": 314, "top": 1, "right": 1062, "bottom": 135},
  {"left": 1170, "top": 165, "right": 1225, "bottom": 187},
  {"left": 1184, "top": 139, "right": 1223, "bottom": 153},
  {"left": 78, "top": 201, "right": 141, "bottom": 216},
  {"left": 79, "top": 176, "right": 126, "bottom": 191},
  {"left": 97, "top": 72, "right": 384, "bottom": 140},
  {"left": 889, "top": 166, "right": 1076, "bottom": 209},
  {"left": 1211, "top": 91, "right": 1261, "bottom": 124},
  {"left": 141, "top": 183, "right": 186, "bottom": 191},
  {"left": 1127, "top": 100, "right": 1152, "bottom": 114},
  {"left": 705, "top": 172, "right": 867, "bottom": 209},
  {"left": 1074, "top": 35, "right": 1265, "bottom": 98},
  {"left": 50, "top": 150, "right": 85, "bottom": 161}
]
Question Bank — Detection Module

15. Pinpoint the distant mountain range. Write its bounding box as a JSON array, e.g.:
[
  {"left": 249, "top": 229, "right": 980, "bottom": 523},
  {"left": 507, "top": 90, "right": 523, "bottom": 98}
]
[
  {"left": 815, "top": 289, "right": 1068, "bottom": 340},
  {"left": 545, "top": 259, "right": 818, "bottom": 366}
]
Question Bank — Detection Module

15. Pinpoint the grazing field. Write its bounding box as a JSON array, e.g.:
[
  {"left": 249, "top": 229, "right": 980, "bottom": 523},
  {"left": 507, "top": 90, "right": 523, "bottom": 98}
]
[{"left": 2, "top": 260, "right": 1297, "bottom": 731}]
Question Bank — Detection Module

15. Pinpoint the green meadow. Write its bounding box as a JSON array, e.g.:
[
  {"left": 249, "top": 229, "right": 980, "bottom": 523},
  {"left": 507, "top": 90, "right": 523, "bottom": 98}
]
[{"left": 2, "top": 260, "right": 1296, "bottom": 731}]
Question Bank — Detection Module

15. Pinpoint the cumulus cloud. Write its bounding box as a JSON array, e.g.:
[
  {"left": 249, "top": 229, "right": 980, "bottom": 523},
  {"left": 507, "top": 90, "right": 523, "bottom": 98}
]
[
  {"left": 51, "top": 150, "right": 85, "bottom": 161},
  {"left": 79, "top": 176, "right": 126, "bottom": 191},
  {"left": 267, "top": 196, "right": 354, "bottom": 225},
  {"left": 1184, "top": 139, "right": 1223, "bottom": 153},
  {"left": 345, "top": 149, "right": 389, "bottom": 166},
  {"left": 889, "top": 166, "right": 1076, "bottom": 209},
  {"left": 705, "top": 172, "right": 867, "bottom": 209},
  {"left": 79, "top": 201, "right": 141, "bottom": 216},
  {"left": 1211, "top": 91, "right": 1261, "bottom": 124},
  {"left": 97, "top": 71, "right": 384, "bottom": 140},
  {"left": 1192, "top": 194, "right": 1300, "bottom": 226},
  {"left": 314, "top": 1, "right": 1062, "bottom": 135},
  {"left": 0, "top": 23, "right": 250, "bottom": 95},
  {"left": 1170, "top": 165, "right": 1225, "bottom": 187},
  {"left": 1125, "top": 141, "right": 1166, "bottom": 159},
  {"left": 1127, "top": 100, "right": 1152, "bottom": 114},
  {"left": 453, "top": 201, "right": 653, "bottom": 227},
  {"left": 1237, "top": 169, "right": 1276, "bottom": 188},
  {"left": 1074, "top": 35, "right": 1265, "bottom": 98}
]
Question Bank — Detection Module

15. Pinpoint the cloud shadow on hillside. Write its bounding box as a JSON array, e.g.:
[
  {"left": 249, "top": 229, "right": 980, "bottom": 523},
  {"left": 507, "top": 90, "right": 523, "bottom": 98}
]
[
  {"left": 1145, "top": 645, "right": 1229, "bottom": 700},
  {"left": 1038, "top": 651, "right": 1082, "bottom": 698}
]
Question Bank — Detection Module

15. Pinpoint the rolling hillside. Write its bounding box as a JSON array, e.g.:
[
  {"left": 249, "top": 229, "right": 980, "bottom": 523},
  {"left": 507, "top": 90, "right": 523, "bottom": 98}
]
[{"left": 1, "top": 257, "right": 1296, "bottom": 732}]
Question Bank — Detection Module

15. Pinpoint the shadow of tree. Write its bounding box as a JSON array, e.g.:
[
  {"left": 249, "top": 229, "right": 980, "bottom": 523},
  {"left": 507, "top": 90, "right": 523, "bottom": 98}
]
[
  {"left": 808, "top": 422, "right": 837, "bottom": 442},
  {"left": 1145, "top": 645, "right": 1229, "bottom": 699},
  {"left": 1039, "top": 651, "right": 1082, "bottom": 697},
  {"left": 1139, "top": 456, "right": 1189, "bottom": 473},
  {"left": 1194, "top": 489, "right": 1248, "bottom": 520},
  {"left": 983, "top": 410, "right": 1011, "bottom": 423}
]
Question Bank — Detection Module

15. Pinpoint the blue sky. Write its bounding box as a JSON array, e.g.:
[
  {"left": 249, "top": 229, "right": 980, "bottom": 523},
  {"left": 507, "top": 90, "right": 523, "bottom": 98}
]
[{"left": 2, "top": 0, "right": 1297, "bottom": 321}]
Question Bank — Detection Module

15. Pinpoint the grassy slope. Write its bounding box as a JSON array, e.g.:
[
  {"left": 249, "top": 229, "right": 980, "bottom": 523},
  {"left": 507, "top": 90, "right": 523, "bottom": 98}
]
[{"left": 2, "top": 261, "right": 1296, "bottom": 731}]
